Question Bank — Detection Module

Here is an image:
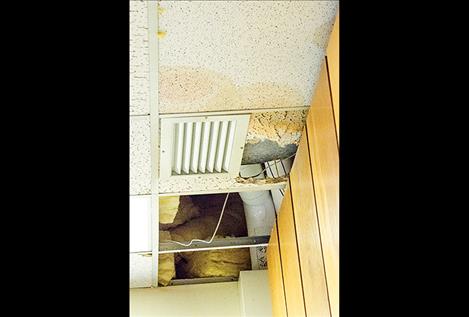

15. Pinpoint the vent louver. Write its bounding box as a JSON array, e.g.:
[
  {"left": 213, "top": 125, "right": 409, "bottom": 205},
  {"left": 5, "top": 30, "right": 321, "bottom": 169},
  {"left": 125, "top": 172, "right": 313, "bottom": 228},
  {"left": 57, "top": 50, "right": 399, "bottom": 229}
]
[{"left": 160, "top": 114, "right": 250, "bottom": 180}]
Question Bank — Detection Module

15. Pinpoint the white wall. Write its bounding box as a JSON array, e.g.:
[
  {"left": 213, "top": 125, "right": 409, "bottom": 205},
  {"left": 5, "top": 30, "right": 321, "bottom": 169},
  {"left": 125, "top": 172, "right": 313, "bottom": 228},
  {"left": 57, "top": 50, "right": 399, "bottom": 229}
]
[
  {"left": 239, "top": 270, "right": 273, "bottom": 317},
  {"left": 130, "top": 271, "right": 273, "bottom": 317},
  {"left": 130, "top": 282, "right": 241, "bottom": 317}
]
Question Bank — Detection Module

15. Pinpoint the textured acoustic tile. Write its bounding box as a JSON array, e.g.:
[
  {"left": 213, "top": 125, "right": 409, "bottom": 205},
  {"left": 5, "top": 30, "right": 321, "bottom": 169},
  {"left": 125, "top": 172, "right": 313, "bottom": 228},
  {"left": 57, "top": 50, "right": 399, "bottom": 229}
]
[
  {"left": 158, "top": 0, "right": 338, "bottom": 113},
  {"left": 130, "top": 0, "right": 150, "bottom": 115},
  {"left": 130, "top": 253, "right": 152, "bottom": 288},
  {"left": 130, "top": 195, "right": 152, "bottom": 253},
  {"left": 130, "top": 116, "right": 151, "bottom": 195}
]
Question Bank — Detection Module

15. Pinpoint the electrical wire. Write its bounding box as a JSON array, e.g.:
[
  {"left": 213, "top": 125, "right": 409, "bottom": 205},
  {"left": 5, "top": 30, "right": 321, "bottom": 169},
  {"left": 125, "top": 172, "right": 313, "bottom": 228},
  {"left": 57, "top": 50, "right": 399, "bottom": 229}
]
[
  {"left": 165, "top": 156, "right": 293, "bottom": 247},
  {"left": 267, "top": 160, "right": 285, "bottom": 199},
  {"left": 274, "top": 159, "right": 280, "bottom": 177},
  {"left": 280, "top": 159, "right": 287, "bottom": 175},
  {"left": 267, "top": 160, "right": 275, "bottom": 178},
  {"left": 161, "top": 192, "right": 230, "bottom": 247},
  {"left": 238, "top": 152, "right": 296, "bottom": 179},
  {"left": 238, "top": 163, "right": 271, "bottom": 179},
  {"left": 278, "top": 159, "right": 287, "bottom": 198},
  {"left": 258, "top": 159, "right": 286, "bottom": 200}
]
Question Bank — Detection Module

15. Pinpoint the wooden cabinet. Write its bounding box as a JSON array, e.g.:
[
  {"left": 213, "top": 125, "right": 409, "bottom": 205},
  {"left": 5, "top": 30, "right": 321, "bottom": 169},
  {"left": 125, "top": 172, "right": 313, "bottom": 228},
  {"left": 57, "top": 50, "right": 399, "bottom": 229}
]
[{"left": 267, "top": 13, "right": 339, "bottom": 317}]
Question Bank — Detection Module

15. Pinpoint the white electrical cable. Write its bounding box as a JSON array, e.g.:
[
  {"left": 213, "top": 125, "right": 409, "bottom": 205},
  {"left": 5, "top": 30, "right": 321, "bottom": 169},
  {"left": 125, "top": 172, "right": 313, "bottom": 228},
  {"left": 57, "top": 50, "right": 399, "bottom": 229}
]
[
  {"left": 162, "top": 192, "right": 230, "bottom": 247},
  {"left": 239, "top": 152, "right": 296, "bottom": 179},
  {"left": 162, "top": 155, "right": 293, "bottom": 247}
]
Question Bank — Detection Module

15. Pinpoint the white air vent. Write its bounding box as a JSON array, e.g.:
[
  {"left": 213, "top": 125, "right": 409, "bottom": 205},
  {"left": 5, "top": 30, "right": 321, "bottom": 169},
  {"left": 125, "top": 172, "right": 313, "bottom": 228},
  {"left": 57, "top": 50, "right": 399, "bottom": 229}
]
[{"left": 160, "top": 114, "right": 250, "bottom": 180}]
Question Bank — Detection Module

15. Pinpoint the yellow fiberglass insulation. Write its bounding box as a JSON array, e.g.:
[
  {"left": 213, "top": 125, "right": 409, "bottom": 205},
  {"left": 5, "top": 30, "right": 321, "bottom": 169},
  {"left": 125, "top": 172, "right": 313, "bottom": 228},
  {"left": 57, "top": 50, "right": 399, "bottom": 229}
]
[
  {"left": 171, "top": 194, "right": 251, "bottom": 279},
  {"left": 178, "top": 241, "right": 251, "bottom": 278},
  {"left": 158, "top": 193, "right": 251, "bottom": 284},
  {"left": 159, "top": 196, "right": 180, "bottom": 224},
  {"left": 169, "top": 193, "right": 247, "bottom": 242},
  {"left": 160, "top": 196, "right": 200, "bottom": 229},
  {"left": 158, "top": 230, "right": 175, "bottom": 286}
]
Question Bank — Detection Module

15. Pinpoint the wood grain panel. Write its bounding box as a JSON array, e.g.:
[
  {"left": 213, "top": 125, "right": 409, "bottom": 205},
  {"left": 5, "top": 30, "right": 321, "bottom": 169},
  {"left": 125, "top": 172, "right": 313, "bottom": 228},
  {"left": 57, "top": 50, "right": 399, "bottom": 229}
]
[
  {"left": 326, "top": 12, "right": 339, "bottom": 144},
  {"left": 268, "top": 29, "right": 340, "bottom": 316},
  {"left": 267, "top": 224, "right": 288, "bottom": 317},
  {"left": 277, "top": 185, "right": 306, "bottom": 317},
  {"left": 307, "top": 62, "right": 340, "bottom": 317},
  {"left": 290, "top": 132, "right": 331, "bottom": 317}
]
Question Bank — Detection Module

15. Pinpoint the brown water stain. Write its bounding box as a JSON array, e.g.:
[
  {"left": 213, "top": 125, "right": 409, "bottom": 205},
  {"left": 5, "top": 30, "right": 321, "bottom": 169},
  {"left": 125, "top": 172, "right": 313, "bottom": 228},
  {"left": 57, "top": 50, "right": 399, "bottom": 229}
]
[
  {"left": 238, "top": 82, "right": 305, "bottom": 110},
  {"left": 159, "top": 66, "right": 240, "bottom": 113},
  {"left": 158, "top": 66, "right": 306, "bottom": 113}
]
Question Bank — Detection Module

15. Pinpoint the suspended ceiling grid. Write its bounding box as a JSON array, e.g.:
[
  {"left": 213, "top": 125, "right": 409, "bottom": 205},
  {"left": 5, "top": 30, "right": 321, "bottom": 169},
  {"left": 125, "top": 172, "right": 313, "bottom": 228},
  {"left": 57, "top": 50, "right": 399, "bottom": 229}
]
[{"left": 129, "top": 0, "right": 339, "bottom": 288}]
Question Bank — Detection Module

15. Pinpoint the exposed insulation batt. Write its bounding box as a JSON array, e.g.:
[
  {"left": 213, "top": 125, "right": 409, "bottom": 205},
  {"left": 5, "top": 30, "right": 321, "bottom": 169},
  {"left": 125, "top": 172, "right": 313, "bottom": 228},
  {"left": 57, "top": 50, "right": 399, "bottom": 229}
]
[
  {"left": 159, "top": 196, "right": 180, "bottom": 224},
  {"left": 160, "top": 196, "right": 200, "bottom": 227},
  {"left": 158, "top": 194, "right": 251, "bottom": 283},
  {"left": 169, "top": 194, "right": 247, "bottom": 242},
  {"left": 178, "top": 242, "right": 251, "bottom": 279},
  {"left": 158, "top": 231, "right": 176, "bottom": 286}
]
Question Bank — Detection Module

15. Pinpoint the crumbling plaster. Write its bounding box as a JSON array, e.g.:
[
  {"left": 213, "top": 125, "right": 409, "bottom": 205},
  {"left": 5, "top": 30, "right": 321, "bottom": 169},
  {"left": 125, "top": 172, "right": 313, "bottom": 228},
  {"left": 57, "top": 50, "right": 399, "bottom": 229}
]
[
  {"left": 159, "top": 174, "right": 287, "bottom": 195},
  {"left": 243, "top": 110, "right": 308, "bottom": 163}
]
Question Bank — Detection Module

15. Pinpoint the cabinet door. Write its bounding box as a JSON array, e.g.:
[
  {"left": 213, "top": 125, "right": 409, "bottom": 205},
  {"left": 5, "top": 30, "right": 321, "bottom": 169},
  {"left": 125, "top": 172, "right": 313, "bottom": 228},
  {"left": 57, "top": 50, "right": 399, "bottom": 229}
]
[
  {"left": 306, "top": 61, "right": 340, "bottom": 317},
  {"left": 276, "top": 185, "right": 307, "bottom": 317},
  {"left": 290, "top": 133, "right": 331, "bottom": 317},
  {"left": 267, "top": 58, "right": 339, "bottom": 315},
  {"left": 267, "top": 224, "right": 287, "bottom": 317}
]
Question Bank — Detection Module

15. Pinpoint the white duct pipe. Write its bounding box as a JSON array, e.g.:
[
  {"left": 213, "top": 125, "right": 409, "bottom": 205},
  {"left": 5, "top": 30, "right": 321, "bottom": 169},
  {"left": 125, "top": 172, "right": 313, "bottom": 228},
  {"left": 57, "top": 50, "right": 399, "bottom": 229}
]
[{"left": 239, "top": 164, "right": 276, "bottom": 270}]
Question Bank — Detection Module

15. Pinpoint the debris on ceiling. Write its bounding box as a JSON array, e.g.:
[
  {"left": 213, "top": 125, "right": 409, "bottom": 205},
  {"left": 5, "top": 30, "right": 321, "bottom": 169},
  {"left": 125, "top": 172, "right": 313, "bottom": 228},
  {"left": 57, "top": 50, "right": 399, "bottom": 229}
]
[{"left": 243, "top": 110, "right": 308, "bottom": 164}]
